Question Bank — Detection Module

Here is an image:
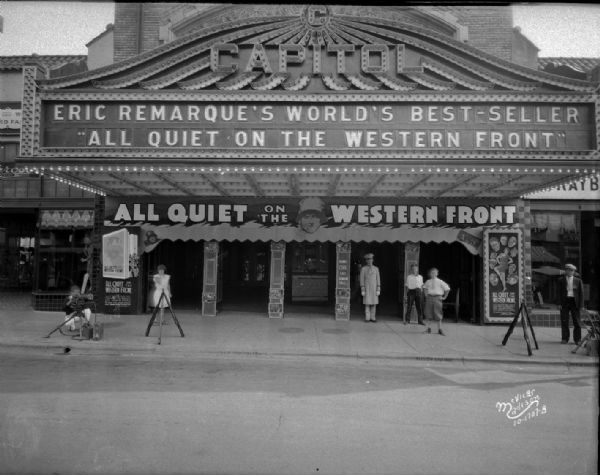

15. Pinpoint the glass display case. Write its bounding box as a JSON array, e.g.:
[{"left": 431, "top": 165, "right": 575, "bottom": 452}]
[{"left": 290, "top": 243, "right": 329, "bottom": 302}]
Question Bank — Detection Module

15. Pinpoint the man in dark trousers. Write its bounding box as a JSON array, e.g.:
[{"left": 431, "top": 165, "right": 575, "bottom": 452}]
[
  {"left": 405, "top": 264, "right": 425, "bottom": 325},
  {"left": 558, "top": 263, "right": 584, "bottom": 345}
]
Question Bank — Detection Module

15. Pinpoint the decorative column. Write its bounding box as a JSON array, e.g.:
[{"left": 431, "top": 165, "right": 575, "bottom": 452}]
[
  {"left": 20, "top": 59, "right": 46, "bottom": 157},
  {"left": 335, "top": 241, "right": 351, "bottom": 320},
  {"left": 202, "top": 241, "right": 219, "bottom": 317},
  {"left": 92, "top": 195, "right": 105, "bottom": 308},
  {"left": 518, "top": 199, "right": 534, "bottom": 308},
  {"left": 268, "top": 241, "right": 286, "bottom": 318},
  {"left": 403, "top": 242, "right": 420, "bottom": 321}
]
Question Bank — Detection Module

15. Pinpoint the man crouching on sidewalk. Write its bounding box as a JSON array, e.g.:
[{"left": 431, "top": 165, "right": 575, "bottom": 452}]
[{"left": 423, "top": 268, "right": 450, "bottom": 336}]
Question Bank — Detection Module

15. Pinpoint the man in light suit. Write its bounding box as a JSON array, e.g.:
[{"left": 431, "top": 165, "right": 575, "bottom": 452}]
[{"left": 558, "top": 263, "right": 584, "bottom": 344}]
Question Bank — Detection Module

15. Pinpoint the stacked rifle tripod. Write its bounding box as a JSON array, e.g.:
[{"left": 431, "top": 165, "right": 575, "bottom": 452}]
[
  {"left": 502, "top": 300, "right": 539, "bottom": 356},
  {"left": 145, "top": 290, "right": 185, "bottom": 345}
]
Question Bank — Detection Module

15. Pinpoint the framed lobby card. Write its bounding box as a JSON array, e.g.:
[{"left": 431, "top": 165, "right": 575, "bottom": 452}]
[
  {"left": 483, "top": 227, "right": 523, "bottom": 323},
  {"left": 102, "top": 228, "right": 129, "bottom": 279}
]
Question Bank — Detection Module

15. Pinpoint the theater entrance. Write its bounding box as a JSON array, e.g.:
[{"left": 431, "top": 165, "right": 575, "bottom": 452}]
[
  {"left": 145, "top": 240, "right": 204, "bottom": 310},
  {"left": 220, "top": 241, "right": 270, "bottom": 311},
  {"left": 419, "top": 242, "right": 480, "bottom": 323}
]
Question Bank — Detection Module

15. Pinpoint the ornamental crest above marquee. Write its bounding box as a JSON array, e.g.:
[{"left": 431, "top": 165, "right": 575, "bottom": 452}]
[{"left": 38, "top": 5, "right": 595, "bottom": 93}]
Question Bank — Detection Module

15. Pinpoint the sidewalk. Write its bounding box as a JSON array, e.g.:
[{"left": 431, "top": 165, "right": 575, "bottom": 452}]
[{"left": 0, "top": 298, "right": 598, "bottom": 367}]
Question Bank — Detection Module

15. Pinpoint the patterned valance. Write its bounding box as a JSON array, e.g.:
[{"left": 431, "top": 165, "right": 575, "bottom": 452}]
[{"left": 40, "top": 210, "right": 94, "bottom": 229}]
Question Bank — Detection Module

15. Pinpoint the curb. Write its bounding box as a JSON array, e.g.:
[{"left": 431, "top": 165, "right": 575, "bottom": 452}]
[{"left": 1, "top": 339, "right": 598, "bottom": 367}]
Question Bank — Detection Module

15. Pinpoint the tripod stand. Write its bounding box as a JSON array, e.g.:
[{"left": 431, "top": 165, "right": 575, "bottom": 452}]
[
  {"left": 145, "top": 290, "right": 185, "bottom": 345},
  {"left": 572, "top": 309, "right": 600, "bottom": 355},
  {"left": 502, "top": 300, "right": 539, "bottom": 356}
]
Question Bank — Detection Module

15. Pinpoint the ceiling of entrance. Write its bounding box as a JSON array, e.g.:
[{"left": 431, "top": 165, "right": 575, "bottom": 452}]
[{"left": 41, "top": 163, "right": 596, "bottom": 198}]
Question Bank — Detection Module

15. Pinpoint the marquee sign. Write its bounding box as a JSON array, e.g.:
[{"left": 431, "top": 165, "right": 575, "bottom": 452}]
[
  {"left": 103, "top": 197, "right": 521, "bottom": 254},
  {"left": 41, "top": 101, "right": 594, "bottom": 153},
  {"left": 105, "top": 197, "right": 518, "bottom": 227},
  {"left": 526, "top": 175, "right": 600, "bottom": 200}
]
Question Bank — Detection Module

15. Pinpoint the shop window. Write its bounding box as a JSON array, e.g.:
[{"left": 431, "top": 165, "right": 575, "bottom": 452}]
[
  {"left": 531, "top": 211, "right": 580, "bottom": 307},
  {"left": 36, "top": 229, "right": 91, "bottom": 291},
  {"left": 0, "top": 233, "right": 36, "bottom": 289},
  {"left": 0, "top": 143, "right": 18, "bottom": 164},
  {"left": 17, "top": 237, "right": 35, "bottom": 288}
]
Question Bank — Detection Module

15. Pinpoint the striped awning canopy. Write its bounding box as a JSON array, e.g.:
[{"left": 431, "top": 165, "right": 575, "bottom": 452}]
[{"left": 531, "top": 245, "right": 561, "bottom": 264}]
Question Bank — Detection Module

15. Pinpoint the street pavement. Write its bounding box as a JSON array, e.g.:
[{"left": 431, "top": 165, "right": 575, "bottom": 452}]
[
  {"left": 1, "top": 292, "right": 598, "bottom": 475},
  {"left": 0, "top": 291, "right": 598, "bottom": 366}
]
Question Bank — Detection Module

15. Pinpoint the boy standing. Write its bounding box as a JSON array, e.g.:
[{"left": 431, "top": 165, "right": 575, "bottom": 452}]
[
  {"left": 405, "top": 264, "right": 425, "bottom": 325},
  {"left": 423, "top": 268, "right": 450, "bottom": 335}
]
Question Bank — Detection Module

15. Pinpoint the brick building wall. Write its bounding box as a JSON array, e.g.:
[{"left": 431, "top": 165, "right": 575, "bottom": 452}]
[
  {"left": 113, "top": 3, "right": 173, "bottom": 63},
  {"left": 431, "top": 5, "right": 514, "bottom": 61},
  {"left": 113, "top": 3, "right": 141, "bottom": 63}
]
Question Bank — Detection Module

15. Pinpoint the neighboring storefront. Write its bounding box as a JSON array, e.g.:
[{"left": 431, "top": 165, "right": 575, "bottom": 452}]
[
  {"left": 16, "top": 5, "right": 600, "bottom": 322},
  {"left": 525, "top": 175, "right": 600, "bottom": 323},
  {"left": 1, "top": 55, "right": 94, "bottom": 307}
]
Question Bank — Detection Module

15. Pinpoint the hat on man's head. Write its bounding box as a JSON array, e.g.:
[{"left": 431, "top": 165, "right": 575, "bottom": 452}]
[
  {"left": 364, "top": 253, "right": 374, "bottom": 259},
  {"left": 564, "top": 263, "right": 577, "bottom": 270}
]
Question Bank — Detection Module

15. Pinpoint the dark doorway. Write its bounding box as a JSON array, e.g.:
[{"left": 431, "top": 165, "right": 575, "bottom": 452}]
[
  {"left": 220, "top": 241, "right": 270, "bottom": 311},
  {"left": 145, "top": 240, "right": 203, "bottom": 310},
  {"left": 419, "top": 242, "right": 479, "bottom": 323}
]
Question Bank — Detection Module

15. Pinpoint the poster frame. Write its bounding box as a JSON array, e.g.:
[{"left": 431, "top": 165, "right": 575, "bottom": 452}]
[
  {"left": 102, "top": 228, "right": 130, "bottom": 279},
  {"left": 483, "top": 226, "right": 524, "bottom": 323}
]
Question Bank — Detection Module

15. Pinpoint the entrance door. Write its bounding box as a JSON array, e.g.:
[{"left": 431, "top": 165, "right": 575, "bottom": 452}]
[
  {"left": 145, "top": 240, "right": 203, "bottom": 310},
  {"left": 419, "top": 242, "right": 479, "bottom": 322},
  {"left": 220, "top": 242, "right": 269, "bottom": 311}
]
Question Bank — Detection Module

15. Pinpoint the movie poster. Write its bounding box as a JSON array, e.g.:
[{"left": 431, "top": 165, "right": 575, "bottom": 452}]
[
  {"left": 483, "top": 228, "right": 523, "bottom": 323},
  {"left": 102, "top": 228, "right": 129, "bottom": 279}
]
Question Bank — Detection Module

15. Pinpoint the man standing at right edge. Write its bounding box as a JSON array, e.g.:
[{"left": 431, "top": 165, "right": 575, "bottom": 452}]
[{"left": 558, "top": 263, "right": 584, "bottom": 345}]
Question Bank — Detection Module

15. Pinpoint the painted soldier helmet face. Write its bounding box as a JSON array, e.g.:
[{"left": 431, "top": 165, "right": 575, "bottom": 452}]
[{"left": 297, "top": 197, "right": 327, "bottom": 234}]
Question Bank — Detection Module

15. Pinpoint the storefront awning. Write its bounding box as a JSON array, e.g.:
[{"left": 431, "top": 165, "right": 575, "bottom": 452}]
[
  {"left": 531, "top": 245, "right": 561, "bottom": 263},
  {"left": 133, "top": 222, "right": 484, "bottom": 255},
  {"left": 40, "top": 209, "right": 94, "bottom": 229}
]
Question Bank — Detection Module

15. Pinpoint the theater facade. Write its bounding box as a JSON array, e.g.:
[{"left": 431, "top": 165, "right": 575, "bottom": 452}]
[{"left": 17, "top": 5, "right": 599, "bottom": 323}]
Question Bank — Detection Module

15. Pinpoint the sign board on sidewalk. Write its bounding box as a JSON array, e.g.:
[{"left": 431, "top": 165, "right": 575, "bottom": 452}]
[{"left": 483, "top": 228, "right": 523, "bottom": 323}]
